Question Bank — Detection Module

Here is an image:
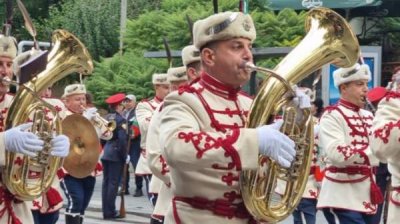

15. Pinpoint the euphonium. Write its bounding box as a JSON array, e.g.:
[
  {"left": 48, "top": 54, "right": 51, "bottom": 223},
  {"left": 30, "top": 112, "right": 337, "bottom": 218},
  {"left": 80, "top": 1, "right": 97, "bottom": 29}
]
[
  {"left": 3, "top": 30, "right": 93, "bottom": 201},
  {"left": 240, "top": 7, "right": 360, "bottom": 222}
]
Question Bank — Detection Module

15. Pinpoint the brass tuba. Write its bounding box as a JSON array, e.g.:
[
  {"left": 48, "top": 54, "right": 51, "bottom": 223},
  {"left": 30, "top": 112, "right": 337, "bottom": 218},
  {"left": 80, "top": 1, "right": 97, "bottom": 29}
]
[
  {"left": 240, "top": 7, "right": 359, "bottom": 222},
  {"left": 3, "top": 30, "right": 93, "bottom": 201}
]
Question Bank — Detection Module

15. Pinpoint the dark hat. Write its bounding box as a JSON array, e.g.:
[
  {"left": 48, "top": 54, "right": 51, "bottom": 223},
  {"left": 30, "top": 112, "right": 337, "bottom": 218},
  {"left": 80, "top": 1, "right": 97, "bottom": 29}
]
[
  {"left": 367, "top": 87, "right": 387, "bottom": 104},
  {"left": 105, "top": 93, "right": 126, "bottom": 105}
]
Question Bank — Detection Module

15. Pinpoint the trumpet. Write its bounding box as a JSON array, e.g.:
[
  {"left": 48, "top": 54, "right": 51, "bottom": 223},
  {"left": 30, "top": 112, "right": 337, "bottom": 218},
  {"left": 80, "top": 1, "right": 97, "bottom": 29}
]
[{"left": 82, "top": 106, "right": 115, "bottom": 139}]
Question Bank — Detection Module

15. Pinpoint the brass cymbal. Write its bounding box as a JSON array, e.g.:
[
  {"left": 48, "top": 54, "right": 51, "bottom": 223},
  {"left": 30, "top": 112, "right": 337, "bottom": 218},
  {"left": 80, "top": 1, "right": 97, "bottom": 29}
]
[{"left": 62, "top": 114, "right": 100, "bottom": 178}]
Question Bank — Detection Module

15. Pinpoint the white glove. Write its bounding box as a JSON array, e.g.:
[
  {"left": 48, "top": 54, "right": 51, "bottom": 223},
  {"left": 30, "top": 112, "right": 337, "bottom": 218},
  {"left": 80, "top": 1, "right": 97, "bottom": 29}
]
[
  {"left": 50, "top": 135, "right": 70, "bottom": 158},
  {"left": 83, "top": 107, "right": 97, "bottom": 121},
  {"left": 314, "top": 124, "right": 320, "bottom": 138},
  {"left": 292, "top": 87, "right": 311, "bottom": 109},
  {"left": 5, "top": 123, "right": 44, "bottom": 157},
  {"left": 126, "top": 155, "right": 130, "bottom": 164},
  {"left": 257, "top": 120, "right": 296, "bottom": 168}
]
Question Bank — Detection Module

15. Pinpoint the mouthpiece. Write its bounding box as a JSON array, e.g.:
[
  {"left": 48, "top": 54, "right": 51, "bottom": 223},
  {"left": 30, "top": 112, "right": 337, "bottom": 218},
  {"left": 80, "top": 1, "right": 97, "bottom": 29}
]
[
  {"left": 364, "top": 97, "right": 376, "bottom": 114},
  {"left": 240, "top": 61, "right": 257, "bottom": 73}
]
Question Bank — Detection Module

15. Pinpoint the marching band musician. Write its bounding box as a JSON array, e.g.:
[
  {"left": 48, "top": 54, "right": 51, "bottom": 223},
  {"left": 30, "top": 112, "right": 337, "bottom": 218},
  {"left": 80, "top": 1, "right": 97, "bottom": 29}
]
[
  {"left": 147, "top": 45, "right": 202, "bottom": 224},
  {"left": 158, "top": 12, "right": 298, "bottom": 224},
  {"left": 317, "top": 63, "right": 382, "bottom": 224},
  {"left": 147, "top": 66, "right": 189, "bottom": 224},
  {"left": 13, "top": 49, "right": 68, "bottom": 224},
  {"left": 32, "top": 86, "right": 67, "bottom": 224},
  {"left": 181, "top": 45, "right": 202, "bottom": 81},
  {"left": 366, "top": 86, "right": 391, "bottom": 224},
  {"left": 101, "top": 93, "right": 129, "bottom": 220},
  {"left": 59, "top": 84, "right": 107, "bottom": 224},
  {"left": 147, "top": 68, "right": 186, "bottom": 223},
  {"left": 135, "top": 73, "right": 169, "bottom": 205},
  {"left": 0, "top": 35, "right": 70, "bottom": 224},
  {"left": 370, "top": 80, "right": 400, "bottom": 224}
]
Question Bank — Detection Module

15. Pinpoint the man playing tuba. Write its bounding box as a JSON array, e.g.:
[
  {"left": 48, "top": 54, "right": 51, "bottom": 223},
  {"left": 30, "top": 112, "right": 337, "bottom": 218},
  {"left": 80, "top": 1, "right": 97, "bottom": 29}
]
[
  {"left": 157, "top": 11, "right": 298, "bottom": 224},
  {"left": 13, "top": 49, "right": 69, "bottom": 224},
  {"left": 0, "top": 35, "right": 70, "bottom": 224}
]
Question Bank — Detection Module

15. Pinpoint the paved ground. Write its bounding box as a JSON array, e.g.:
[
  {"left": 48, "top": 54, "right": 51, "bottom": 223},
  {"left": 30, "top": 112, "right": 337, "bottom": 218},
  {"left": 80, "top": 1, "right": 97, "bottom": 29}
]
[{"left": 57, "top": 174, "right": 328, "bottom": 224}]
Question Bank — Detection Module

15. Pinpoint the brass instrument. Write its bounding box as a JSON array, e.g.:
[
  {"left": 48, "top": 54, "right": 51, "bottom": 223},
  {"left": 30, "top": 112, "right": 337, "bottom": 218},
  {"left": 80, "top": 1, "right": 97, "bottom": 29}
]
[
  {"left": 82, "top": 106, "right": 116, "bottom": 139},
  {"left": 62, "top": 114, "right": 101, "bottom": 178},
  {"left": 3, "top": 30, "right": 93, "bottom": 201},
  {"left": 240, "top": 7, "right": 359, "bottom": 222},
  {"left": 364, "top": 97, "right": 376, "bottom": 114}
]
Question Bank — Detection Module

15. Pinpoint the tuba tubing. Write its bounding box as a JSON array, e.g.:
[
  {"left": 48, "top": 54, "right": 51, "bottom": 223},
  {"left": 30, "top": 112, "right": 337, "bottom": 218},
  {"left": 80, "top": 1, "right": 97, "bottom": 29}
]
[
  {"left": 3, "top": 30, "right": 93, "bottom": 201},
  {"left": 240, "top": 7, "right": 360, "bottom": 222}
]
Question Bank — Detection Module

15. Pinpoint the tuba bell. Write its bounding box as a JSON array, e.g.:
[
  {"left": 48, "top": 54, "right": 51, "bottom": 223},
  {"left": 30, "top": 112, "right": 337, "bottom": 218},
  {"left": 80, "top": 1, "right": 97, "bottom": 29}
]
[
  {"left": 2, "top": 30, "right": 93, "bottom": 201},
  {"left": 239, "top": 7, "right": 360, "bottom": 222}
]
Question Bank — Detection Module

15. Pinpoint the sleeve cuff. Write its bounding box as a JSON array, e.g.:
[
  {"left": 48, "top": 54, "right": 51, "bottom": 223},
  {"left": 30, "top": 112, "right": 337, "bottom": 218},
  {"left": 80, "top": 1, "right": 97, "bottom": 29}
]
[{"left": 236, "top": 128, "right": 259, "bottom": 170}]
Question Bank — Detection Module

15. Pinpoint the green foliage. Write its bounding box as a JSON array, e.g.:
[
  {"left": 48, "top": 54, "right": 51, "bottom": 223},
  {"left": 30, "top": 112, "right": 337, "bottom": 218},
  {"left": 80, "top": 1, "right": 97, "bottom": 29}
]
[
  {"left": 24, "top": 0, "right": 308, "bottom": 108},
  {"left": 0, "top": 0, "right": 62, "bottom": 42},
  {"left": 87, "top": 0, "right": 308, "bottom": 108},
  {"left": 382, "top": 17, "right": 400, "bottom": 49},
  {"left": 85, "top": 51, "right": 167, "bottom": 108},
  {"left": 129, "top": 0, "right": 162, "bottom": 18},
  {"left": 124, "top": 0, "right": 241, "bottom": 52},
  {"left": 34, "top": 0, "right": 120, "bottom": 60},
  {"left": 253, "top": 8, "right": 306, "bottom": 48}
]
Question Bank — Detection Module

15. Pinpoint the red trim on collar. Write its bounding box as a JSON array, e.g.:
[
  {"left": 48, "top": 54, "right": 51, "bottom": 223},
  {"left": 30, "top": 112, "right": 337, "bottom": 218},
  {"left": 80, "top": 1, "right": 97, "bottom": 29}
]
[
  {"left": 339, "top": 99, "right": 361, "bottom": 112},
  {"left": 199, "top": 72, "right": 241, "bottom": 100},
  {"left": 154, "top": 96, "right": 163, "bottom": 103}
]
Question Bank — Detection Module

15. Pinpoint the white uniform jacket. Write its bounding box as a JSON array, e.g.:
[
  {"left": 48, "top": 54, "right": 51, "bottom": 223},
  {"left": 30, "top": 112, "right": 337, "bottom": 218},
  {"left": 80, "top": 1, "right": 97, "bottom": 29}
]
[
  {"left": 147, "top": 103, "right": 172, "bottom": 217},
  {"left": 135, "top": 97, "right": 162, "bottom": 176},
  {"left": 317, "top": 99, "right": 380, "bottom": 213},
  {"left": 371, "top": 92, "right": 400, "bottom": 223},
  {"left": 159, "top": 73, "right": 259, "bottom": 224},
  {"left": 0, "top": 93, "right": 34, "bottom": 224}
]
